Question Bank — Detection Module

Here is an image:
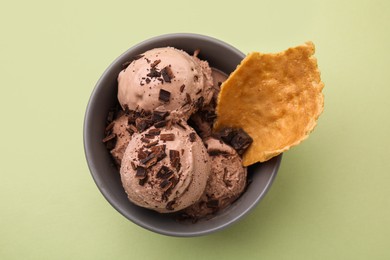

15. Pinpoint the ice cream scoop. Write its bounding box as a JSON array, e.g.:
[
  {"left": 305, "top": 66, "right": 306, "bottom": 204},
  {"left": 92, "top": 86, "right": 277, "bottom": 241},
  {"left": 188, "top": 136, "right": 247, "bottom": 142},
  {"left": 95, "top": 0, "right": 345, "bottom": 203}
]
[
  {"left": 118, "top": 47, "right": 213, "bottom": 120},
  {"left": 120, "top": 122, "right": 210, "bottom": 213},
  {"left": 183, "top": 137, "right": 247, "bottom": 218}
]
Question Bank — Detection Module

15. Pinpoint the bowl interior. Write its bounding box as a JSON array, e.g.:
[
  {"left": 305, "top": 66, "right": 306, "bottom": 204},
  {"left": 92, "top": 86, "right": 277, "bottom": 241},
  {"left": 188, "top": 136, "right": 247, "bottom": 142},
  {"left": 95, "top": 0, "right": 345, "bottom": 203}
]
[{"left": 84, "top": 33, "right": 282, "bottom": 237}]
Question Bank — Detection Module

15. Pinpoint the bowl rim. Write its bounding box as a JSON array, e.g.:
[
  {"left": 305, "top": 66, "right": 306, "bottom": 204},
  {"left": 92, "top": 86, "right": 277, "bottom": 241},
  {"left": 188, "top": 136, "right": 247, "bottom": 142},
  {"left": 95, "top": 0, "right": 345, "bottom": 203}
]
[{"left": 83, "top": 33, "right": 282, "bottom": 237}]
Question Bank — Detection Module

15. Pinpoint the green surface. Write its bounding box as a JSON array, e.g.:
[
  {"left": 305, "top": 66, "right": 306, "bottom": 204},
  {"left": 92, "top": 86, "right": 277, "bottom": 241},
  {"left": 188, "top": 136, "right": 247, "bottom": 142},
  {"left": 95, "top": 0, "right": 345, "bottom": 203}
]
[{"left": 1, "top": 0, "right": 389, "bottom": 259}]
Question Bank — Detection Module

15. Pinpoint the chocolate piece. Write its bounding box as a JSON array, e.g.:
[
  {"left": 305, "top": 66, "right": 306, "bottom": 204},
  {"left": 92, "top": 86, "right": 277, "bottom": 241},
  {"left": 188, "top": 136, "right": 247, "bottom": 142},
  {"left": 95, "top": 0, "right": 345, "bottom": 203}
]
[
  {"left": 176, "top": 120, "right": 186, "bottom": 129},
  {"left": 160, "top": 179, "right": 172, "bottom": 191},
  {"left": 127, "top": 124, "right": 138, "bottom": 134},
  {"left": 160, "top": 133, "right": 175, "bottom": 141},
  {"left": 159, "top": 89, "right": 171, "bottom": 103},
  {"left": 147, "top": 128, "right": 161, "bottom": 136},
  {"left": 154, "top": 120, "right": 167, "bottom": 128},
  {"left": 135, "top": 166, "right": 147, "bottom": 179},
  {"left": 144, "top": 133, "right": 155, "bottom": 139},
  {"left": 208, "top": 149, "right": 229, "bottom": 156},
  {"left": 150, "top": 59, "right": 161, "bottom": 68},
  {"left": 161, "top": 66, "right": 174, "bottom": 83},
  {"left": 141, "top": 137, "right": 150, "bottom": 143},
  {"left": 102, "top": 133, "right": 116, "bottom": 143},
  {"left": 213, "top": 128, "right": 235, "bottom": 143},
  {"left": 169, "top": 150, "right": 180, "bottom": 169},
  {"left": 145, "top": 78, "right": 151, "bottom": 84},
  {"left": 145, "top": 157, "right": 158, "bottom": 168},
  {"left": 180, "top": 84, "right": 185, "bottom": 93},
  {"left": 230, "top": 129, "right": 253, "bottom": 155},
  {"left": 150, "top": 145, "right": 167, "bottom": 161},
  {"left": 131, "top": 161, "right": 137, "bottom": 170},
  {"left": 105, "top": 121, "right": 115, "bottom": 133},
  {"left": 147, "top": 67, "right": 161, "bottom": 78},
  {"left": 140, "top": 153, "right": 155, "bottom": 165},
  {"left": 137, "top": 149, "right": 149, "bottom": 160},
  {"left": 144, "top": 140, "right": 159, "bottom": 148},
  {"left": 152, "top": 110, "right": 169, "bottom": 123},
  {"left": 166, "top": 201, "right": 175, "bottom": 211},
  {"left": 189, "top": 132, "right": 196, "bottom": 142},
  {"left": 157, "top": 166, "right": 174, "bottom": 179},
  {"left": 185, "top": 93, "right": 192, "bottom": 105},
  {"left": 139, "top": 176, "right": 148, "bottom": 186},
  {"left": 135, "top": 118, "right": 153, "bottom": 132}
]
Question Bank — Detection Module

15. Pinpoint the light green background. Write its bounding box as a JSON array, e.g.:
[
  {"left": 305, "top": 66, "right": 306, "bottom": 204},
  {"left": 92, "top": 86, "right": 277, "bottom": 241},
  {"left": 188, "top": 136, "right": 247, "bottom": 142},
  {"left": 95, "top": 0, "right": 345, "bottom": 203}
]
[{"left": 1, "top": 0, "right": 389, "bottom": 259}]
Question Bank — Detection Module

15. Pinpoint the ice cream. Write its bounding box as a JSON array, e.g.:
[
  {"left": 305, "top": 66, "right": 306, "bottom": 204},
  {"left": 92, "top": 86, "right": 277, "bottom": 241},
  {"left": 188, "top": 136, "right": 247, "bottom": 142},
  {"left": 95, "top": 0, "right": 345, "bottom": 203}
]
[
  {"left": 102, "top": 47, "right": 250, "bottom": 219},
  {"left": 120, "top": 122, "right": 211, "bottom": 213},
  {"left": 183, "top": 137, "right": 247, "bottom": 218},
  {"left": 118, "top": 47, "right": 213, "bottom": 120}
]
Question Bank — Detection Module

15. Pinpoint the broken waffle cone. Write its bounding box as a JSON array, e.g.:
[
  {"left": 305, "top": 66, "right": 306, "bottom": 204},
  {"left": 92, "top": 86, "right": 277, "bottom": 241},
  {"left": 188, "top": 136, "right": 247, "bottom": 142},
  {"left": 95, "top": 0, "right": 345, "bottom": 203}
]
[{"left": 214, "top": 42, "right": 324, "bottom": 166}]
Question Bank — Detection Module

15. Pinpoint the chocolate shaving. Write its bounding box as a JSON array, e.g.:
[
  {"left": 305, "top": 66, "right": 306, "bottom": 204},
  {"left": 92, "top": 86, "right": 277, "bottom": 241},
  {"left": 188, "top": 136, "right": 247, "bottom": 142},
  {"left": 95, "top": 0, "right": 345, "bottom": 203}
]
[
  {"left": 180, "top": 84, "right": 185, "bottom": 93},
  {"left": 158, "top": 89, "right": 171, "bottom": 103},
  {"left": 208, "top": 149, "right": 229, "bottom": 156},
  {"left": 160, "top": 179, "right": 172, "bottom": 191},
  {"left": 185, "top": 93, "right": 192, "bottom": 104},
  {"left": 102, "top": 133, "right": 116, "bottom": 143},
  {"left": 169, "top": 150, "right": 180, "bottom": 169},
  {"left": 127, "top": 124, "right": 138, "bottom": 134},
  {"left": 144, "top": 133, "right": 155, "bottom": 139},
  {"left": 189, "top": 132, "right": 196, "bottom": 142},
  {"left": 105, "top": 121, "right": 115, "bottom": 132},
  {"left": 196, "top": 88, "right": 202, "bottom": 95},
  {"left": 131, "top": 161, "right": 137, "bottom": 170},
  {"left": 150, "top": 145, "right": 166, "bottom": 161},
  {"left": 135, "top": 166, "right": 147, "bottom": 179},
  {"left": 154, "top": 120, "right": 167, "bottom": 128},
  {"left": 139, "top": 176, "right": 148, "bottom": 186},
  {"left": 145, "top": 157, "right": 158, "bottom": 168},
  {"left": 141, "top": 137, "right": 150, "bottom": 143},
  {"left": 161, "top": 66, "right": 174, "bottom": 83},
  {"left": 137, "top": 149, "right": 149, "bottom": 160},
  {"left": 145, "top": 78, "right": 151, "bottom": 84},
  {"left": 150, "top": 59, "right": 161, "bottom": 68},
  {"left": 152, "top": 110, "right": 169, "bottom": 123},
  {"left": 140, "top": 153, "right": 155, "bottom": 165},
  {"left": 156, "top": 166, "right": 173, "bottom": 179},
  {"left": 144, "top": 140, "right": 159, "bottom": 148},
  {"left": 166, "top": 201, "right": 175, "bottom": 211},
  {"left": 135, "top": 118, "right": 153, "bottom": 132},
  {"left": 147, "top": 67, "right": 161, "bottom": 78},
  {"left": 160, "top": 133, "right": 175, "bottom": 141},
  {"left": 206, "top": 199, "right": 219, "bottom": 208},
  {"left": 175, "top": 120, "right": 186, "bottom": 129},
  {"left": 147, "top": 128, "right": 161, "bottom": 136}
]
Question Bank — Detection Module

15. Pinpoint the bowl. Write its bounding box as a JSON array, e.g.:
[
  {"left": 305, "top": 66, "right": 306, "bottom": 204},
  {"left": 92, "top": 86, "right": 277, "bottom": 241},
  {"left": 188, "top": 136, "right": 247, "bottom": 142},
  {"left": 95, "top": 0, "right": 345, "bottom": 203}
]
[{"left": 83, "top": 33, "right": 282, "bottom": 237}]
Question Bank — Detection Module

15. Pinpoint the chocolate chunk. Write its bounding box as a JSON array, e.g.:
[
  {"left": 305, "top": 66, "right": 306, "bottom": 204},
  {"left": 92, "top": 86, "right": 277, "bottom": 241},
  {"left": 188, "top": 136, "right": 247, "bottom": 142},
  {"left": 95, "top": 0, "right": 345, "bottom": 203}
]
[
  {"left": 131, "top": 161, "right": 137, "bottom": 170},
  {"left": 150, "top": 145, "right": 167, "bottom": 161},
  {"left": 160, "top": 179, "right": 172, "bottom": 191},
  {"left": 160, "top": 133, "right": 175, "bottom": 141},
  {"left": 166, "top": 201, "right": 175, "bottom": 211},
  {"left": 147, "top": 128, "right": 161, "bottom": 136},
  {"left": 144, "top": 133, "right": 155, "bottom": 139},
  {"left": 185, "top": 93, "right": 192, "bottom": 105},
  {"left": 154, "top": 120, "right": 167, "bottom": 128},
  {"left": 135, "top": 118, "right": 153, "bottom": 132},
  {"left": 137, "top": 149, "right": 149, "bottom": 160},
  {"left": 139, "top": 176, "right": 148, "bottom": 186},
  {"left": 147, "top": 67, "right": 161, "bottom": 78},
  {"left": 230, "top": 129, "right": 253, "bottom": 155},
  {"left": 213, "top": 128, "right": 235, "bottom": 143},
  {"left": 157, "top": 166, "right": 174, "bottom": 179},
  {"left": 161, "top": 66, "right": 174, "bottom": 83},
  {"left": 180, "top": 84, "right": 185, "bottom": 93},
  {"left": 150, "top": 59, "right": 161, "bottom": 68},
  {"left": 140, "top": 153, "right": 155, "bottom": 165},
  {"left": 152, "top": 110, "right": 169, "bottom": 123},
  {"left": 189, "top": 132, "right": 196, "bottom": 142},
  {"left": 105, "top": 121, "right": 115, "bottom": 133},
  {"left": 175, "top": 120, "right": 186, "bottom": 129},
  {"left": 135, "top": 166, "right": 147, "bottom": 179},
  {"left": 206, "top": 199, "right": 219, "bottom": 208},
  {"left": 208, "top": 149, "right": 229, "bottom": 156},
  {"left": 158, "top": 89, "right": 171, "bottom": 103},
  {"left": 102, "top": 133, "right": 116, "bottom": 143},
  {"left": 145, "top": 78, "right": 151, "bottom": 84},
  {"left": 145, "top": 156, "right": 158, "bottom": 168},
  {"left": 144, "top": 140, "right": 159, "bottom": 148},
  {"left": 127, "top": 124, "right": 138, "bottom": 134},
  {"left": 169, "top": 150, "right": 180, "bottom": 168},
  {"left": 141, "top": 137, "right": 150, "bottom": 143}
]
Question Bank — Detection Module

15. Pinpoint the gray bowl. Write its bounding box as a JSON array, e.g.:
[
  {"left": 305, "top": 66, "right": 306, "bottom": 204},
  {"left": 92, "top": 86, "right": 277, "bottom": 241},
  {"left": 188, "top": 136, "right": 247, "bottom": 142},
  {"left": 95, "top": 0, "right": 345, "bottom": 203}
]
[{"left": 83, "top": 33, "right": 282, "bottom": 237}]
